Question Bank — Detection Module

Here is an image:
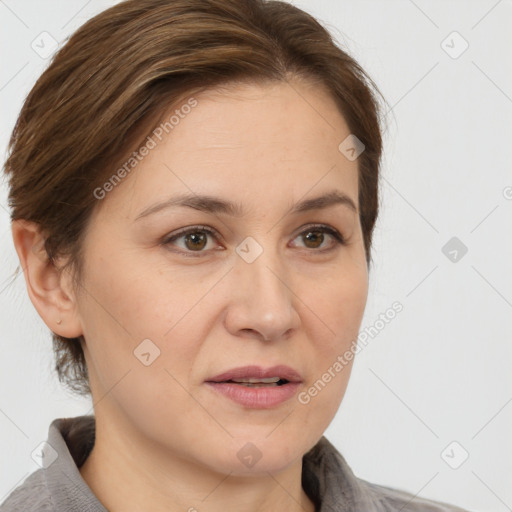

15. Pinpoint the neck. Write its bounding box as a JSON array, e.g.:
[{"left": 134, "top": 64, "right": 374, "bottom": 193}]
[{"left": 79, "top": 411, "right": 316, "bottom": 512}]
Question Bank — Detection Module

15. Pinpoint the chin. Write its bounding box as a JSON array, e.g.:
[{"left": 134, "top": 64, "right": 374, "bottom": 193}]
[{"left": 201, "top": 431, "right": 313, "bottom": 476}]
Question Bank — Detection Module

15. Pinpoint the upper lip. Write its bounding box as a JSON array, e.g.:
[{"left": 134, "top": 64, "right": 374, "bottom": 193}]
[{"left": 206, "top": 365, "right": 302, "bottom": 383}]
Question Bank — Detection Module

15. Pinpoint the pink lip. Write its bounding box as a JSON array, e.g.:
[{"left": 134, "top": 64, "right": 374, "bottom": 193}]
[
  {"left": 205, "top": 365, "right": 303, "bottom": 409},
  {"left": 206, "top": 365, "right": 302, "bottom": 383}
]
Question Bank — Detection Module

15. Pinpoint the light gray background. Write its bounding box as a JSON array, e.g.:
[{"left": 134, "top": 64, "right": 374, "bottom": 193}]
[{"left": 1, "top": 1, "right": 511, "bottom": 511}]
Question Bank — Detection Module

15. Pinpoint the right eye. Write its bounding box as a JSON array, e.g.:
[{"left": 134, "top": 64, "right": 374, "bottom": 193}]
[{"left": 161, "top": 225, "right": 224, "bottom": 256}]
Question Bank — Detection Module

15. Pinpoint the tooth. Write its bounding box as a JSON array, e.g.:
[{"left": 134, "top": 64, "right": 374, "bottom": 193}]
[
  {"left": 240, "top": 383, "right": 278, "bottom": 387},
  {"left": 231, "top": 377, "right": 280, "bottom": 384}
]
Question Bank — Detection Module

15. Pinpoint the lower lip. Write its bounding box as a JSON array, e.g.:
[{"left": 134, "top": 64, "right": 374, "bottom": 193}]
[{"left": 205, "top": 382, "right": 301, "bottom": 408}]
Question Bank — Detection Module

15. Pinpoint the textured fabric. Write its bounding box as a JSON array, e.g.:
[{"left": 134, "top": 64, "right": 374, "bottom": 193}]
[
  {"left": 0, "top": 415, "right": 470, "bottom": 511},
  {"left": 0, "top": 417, "right": 106, "bottom": 512}
]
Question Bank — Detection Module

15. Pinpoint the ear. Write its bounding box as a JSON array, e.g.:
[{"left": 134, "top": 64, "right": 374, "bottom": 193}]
[{"left": 11, "top": 219, "right": 84, "bottom": 339}]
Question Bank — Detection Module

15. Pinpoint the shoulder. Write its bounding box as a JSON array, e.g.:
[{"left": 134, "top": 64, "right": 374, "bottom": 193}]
[
  {"left": 357, "top": 477, "right": 472, "bottom": 511},
  {"left": 0, "top": 415, "right": 97, "bottom": 512},
  {"left": 0, "top": 469, "right": 55, "bottom": 511},
  {"left": 303, "top": 436, "right": 472, "bottom": 512}
]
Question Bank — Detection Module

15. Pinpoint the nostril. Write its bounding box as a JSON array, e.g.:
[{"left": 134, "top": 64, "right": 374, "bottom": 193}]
[{"left": 241, "top": 329, "right": 270, "bottom": 341}]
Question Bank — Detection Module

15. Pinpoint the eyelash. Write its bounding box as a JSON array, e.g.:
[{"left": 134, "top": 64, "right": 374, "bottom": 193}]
[{"left": 161, "top": 224, "right": 346, "bottom": 257}]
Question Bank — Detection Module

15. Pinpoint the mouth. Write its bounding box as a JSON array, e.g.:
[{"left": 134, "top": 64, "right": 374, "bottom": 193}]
[
  {"left": 218, "top": 377, "right": 290, "bottom": 387},
  {"left": 206, "top": 364, "right": 302, "bottom": 385},
  {"left": 205, "top": 365, "right": 302, "bottom": 408}
]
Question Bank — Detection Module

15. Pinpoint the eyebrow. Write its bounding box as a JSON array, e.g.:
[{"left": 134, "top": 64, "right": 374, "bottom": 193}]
[{"left": 134, "top": 190, "right": 357, "bottom": 221}]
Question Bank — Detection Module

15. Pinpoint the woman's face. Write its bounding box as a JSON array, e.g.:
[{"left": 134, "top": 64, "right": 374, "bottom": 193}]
[{"left": 74, "top": 79, "right": 368, "bottom": 474}]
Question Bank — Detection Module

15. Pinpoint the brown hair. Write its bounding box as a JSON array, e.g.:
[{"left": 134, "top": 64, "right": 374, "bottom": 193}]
[{"left": 3, "top": 0, "right": 385, "bottom": 396}]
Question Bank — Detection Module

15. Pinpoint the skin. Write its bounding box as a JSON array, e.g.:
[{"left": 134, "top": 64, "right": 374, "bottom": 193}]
[{"left": 12, "top": 78, "right": 369, "bottom": 512}]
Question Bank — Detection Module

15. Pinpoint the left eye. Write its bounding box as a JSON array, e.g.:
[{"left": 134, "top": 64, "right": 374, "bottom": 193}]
[
  {"left": 162, "top": 224, "right": 345, "bottom": 256},
  {"left": 291, "top": 225, "right": 345, "bottom": 250}
]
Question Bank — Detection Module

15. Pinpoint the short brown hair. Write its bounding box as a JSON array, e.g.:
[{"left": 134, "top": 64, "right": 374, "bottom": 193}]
[{"left": 3, "top": 0, "right": 385, "bottom": 396}]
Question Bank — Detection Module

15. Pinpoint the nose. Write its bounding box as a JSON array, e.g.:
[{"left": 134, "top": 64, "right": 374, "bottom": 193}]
[{"left": 223, "top": 245, "right": 301, "bottom": 342}]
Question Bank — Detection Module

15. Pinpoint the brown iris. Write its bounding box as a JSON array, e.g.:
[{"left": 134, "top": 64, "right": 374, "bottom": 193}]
[
  {"left": 184, "top": 232, "right": 208, "bottom": 251},
  {"left": 302, "top": 230, "right": 324, "bottom": 249}
]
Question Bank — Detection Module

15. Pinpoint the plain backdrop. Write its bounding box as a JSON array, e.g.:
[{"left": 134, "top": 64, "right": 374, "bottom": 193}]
[{"left": 1, "top": 1, "right": 511, "bottom": 511}]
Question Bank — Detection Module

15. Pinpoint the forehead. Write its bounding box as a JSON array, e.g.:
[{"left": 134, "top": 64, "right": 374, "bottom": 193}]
[{"left": 95, "top": 80, "right": 359, "bottom": 221}]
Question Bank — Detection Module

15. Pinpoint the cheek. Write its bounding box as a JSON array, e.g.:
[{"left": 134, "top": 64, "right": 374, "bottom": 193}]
[
  {"left": 79, "top": 270, "right": 204, "bottom": 437},
  {"left": 81, "top": 265, "right": 215, "bottom": 408},
  {"left": 307, "top": 260, "right": 368, "bottom": 354},
  {"left": 294, "top": 261, "right": 367, "bottom": 417}
]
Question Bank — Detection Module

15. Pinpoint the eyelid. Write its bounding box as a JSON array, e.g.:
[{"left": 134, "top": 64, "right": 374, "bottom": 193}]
[
  {"left": 161, "top": 224, "right": 223, "bottom": 256},
  {"left": 163, "top": 224, "right": 221, "bottom": 241},
  {"left": 161, "top": 225, "right": 223, "bottom": 245},
  {"left": 291, "top": 223, "right": 346, "bottom": 248}
]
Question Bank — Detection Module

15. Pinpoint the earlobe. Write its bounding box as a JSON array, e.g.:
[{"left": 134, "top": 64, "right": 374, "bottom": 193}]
[{"left": 11, "top": 219, "right": 84, "bottom": 339}]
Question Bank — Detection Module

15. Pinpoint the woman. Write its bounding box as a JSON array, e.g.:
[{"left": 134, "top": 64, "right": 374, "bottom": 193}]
[{"left": 1, "top": 0, "right": 470, "bottom": 510}]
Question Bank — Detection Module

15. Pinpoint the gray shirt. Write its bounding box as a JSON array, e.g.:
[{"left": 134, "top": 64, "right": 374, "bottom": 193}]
[{"left": 0, "top": 415, "right": 470, "bottom": 511}]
